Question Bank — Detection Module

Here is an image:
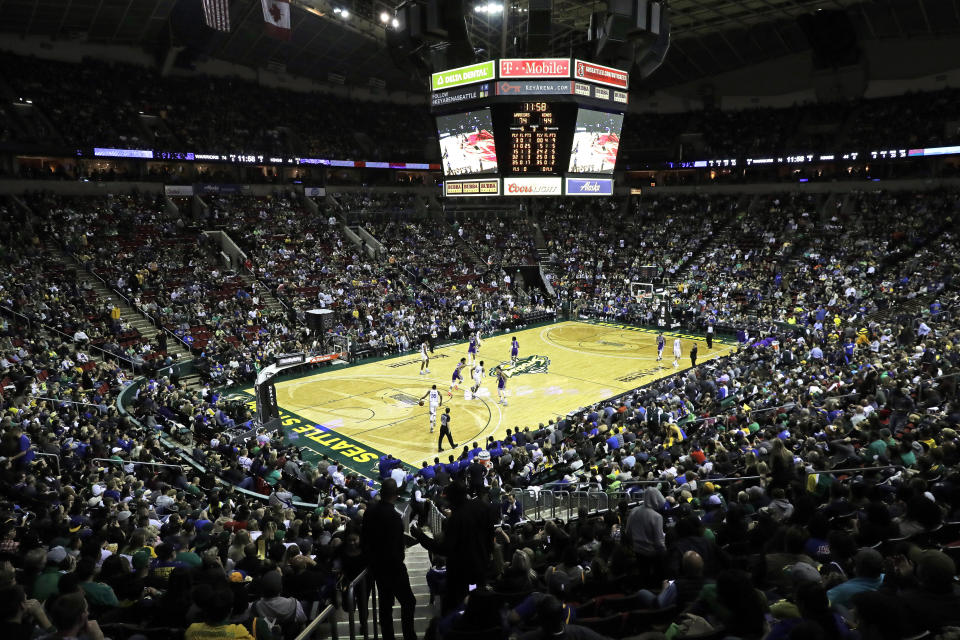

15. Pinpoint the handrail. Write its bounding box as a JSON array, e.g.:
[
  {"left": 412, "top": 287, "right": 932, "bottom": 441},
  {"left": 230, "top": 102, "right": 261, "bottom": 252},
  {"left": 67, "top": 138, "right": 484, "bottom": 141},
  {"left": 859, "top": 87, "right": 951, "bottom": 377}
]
[
  {"left": 76, "top": 251, "right": 193, "bottom": 354},
  {"left": 427, "top": 498, "right": 445, "bottom": 534},
  {"left": 618, "top": 476, "right": 763, "bottom": 490},
  {"left": 824, "top": 465, "right": 903, "bottom": 476},
  {"left": 170, "top": 445, "right": 321, "bottom": 509},
  {"left": 0, "top": 303, "right": 32, "bottom": 331},
  {"left": 91, "top": 457, "right": 184, "bottom": 470},
  {"left": 33, "top": 452, "right": 60, "bottom": 475},
  {"left": 0, "top": 304, "right": 137, "bottom": 370},
  {"left": 117, "top": 376, "right": 317, "bottom": 509},
  {"left": 293, "top": 603, "right": 337, "bottom": 640},
  {"left": 29, "top": 395, "right": 108, "bottom": 412},
  {"left": 345, "top": 569, "right": 376, "bottom": 640}
]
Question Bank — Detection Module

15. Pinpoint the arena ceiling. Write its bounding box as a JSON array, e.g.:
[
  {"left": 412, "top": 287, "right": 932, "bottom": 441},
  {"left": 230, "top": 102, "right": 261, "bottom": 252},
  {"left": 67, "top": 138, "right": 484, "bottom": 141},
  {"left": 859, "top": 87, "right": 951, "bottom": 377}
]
[{"left": 0, "top": 0, "right": 958, "bottom": 91}]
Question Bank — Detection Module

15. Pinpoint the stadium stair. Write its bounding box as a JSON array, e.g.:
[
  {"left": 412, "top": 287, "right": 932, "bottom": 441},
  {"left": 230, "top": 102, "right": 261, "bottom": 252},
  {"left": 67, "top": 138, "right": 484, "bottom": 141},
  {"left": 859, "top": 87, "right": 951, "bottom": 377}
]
[
  {"left": 324, "top": 544, "right": 436, "bottom": 639},
  {"left": 237, "top": 271, "right": 286, "bottom": 317},
  {"left": 43, "top": 241, "right": 192, "bottom": 363},
  {"left": 665, "top": 193, "right": 750, "bottom": 284},
  {"left": 444, "top": 220, "right": 487, "bottom": 268}
]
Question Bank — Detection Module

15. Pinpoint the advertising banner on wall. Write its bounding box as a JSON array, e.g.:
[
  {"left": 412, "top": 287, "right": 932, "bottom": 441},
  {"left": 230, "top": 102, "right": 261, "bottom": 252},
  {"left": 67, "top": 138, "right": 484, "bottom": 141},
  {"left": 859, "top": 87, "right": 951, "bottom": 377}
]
[{"left": 164, "top": 185, "right": 194, "bottom": 196}]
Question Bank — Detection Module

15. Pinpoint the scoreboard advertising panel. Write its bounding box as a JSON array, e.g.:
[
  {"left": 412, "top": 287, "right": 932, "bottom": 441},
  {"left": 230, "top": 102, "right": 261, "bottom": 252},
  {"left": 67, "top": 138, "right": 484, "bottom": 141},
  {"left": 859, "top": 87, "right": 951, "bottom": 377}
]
[
  {"left": 433, "top": 58, "right": 627, "bottom": 197},
  {"left": 444, "top": 178, "right": 502, "bottom": 197}
]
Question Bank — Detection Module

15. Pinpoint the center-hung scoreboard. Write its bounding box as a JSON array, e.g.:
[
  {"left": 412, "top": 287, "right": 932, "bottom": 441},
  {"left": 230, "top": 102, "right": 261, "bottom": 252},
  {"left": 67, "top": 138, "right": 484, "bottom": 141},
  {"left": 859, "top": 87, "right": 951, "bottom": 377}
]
[{"left": 431, "top": 58, "right": 629, "bottom": 198}]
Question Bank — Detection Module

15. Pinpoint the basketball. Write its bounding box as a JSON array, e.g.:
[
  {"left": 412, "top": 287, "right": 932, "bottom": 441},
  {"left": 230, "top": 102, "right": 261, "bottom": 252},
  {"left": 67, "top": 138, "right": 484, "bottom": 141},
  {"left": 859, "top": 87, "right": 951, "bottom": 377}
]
[{"left": 419, "top": 400, "right": 424, "bottom": 406}]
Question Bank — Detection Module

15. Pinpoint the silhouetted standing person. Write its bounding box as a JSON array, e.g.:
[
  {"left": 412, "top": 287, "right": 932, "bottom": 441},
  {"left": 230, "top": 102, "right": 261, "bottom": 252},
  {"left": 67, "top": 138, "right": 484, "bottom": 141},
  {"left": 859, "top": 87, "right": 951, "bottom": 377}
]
[{"left": 361, "top": 479, "right": 416, "bottom": 640}]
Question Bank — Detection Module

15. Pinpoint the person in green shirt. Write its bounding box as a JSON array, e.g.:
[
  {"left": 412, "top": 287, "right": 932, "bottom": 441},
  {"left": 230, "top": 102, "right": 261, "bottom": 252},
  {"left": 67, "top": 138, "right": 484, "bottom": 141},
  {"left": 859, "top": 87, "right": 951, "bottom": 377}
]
[
  {"left": 33, "top": 547, "right": 72, "bottom": 603},
  {"left": 865, "top": 428, "right": 893, "bottom": 461},
  {"left": 76, "top": 557, "right": 119, "bottom": 609},
  {"left": 264, "top": 467, "right": 282, "bottom": 487}
]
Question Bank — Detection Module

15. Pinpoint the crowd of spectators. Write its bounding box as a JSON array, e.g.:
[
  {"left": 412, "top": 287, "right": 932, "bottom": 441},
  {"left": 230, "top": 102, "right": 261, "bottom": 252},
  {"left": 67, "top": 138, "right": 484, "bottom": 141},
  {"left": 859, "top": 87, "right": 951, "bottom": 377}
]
[
  {"left": 0, "top": 52, "right": 435, "bottom": 160},
  {"left": 618, "top": 87, "right": 960, "bottom": 162},
  {"left": 4, "top": 50, "right": 960, "bottom": 169},
  {"left": 543, "top": 194, "right": 739, "bottom": 307},
  {"left": 3, "top": 180, "right": 960, "bottom": 640},
  {"left": 452, "top": 212, "right": 540, "bottom": 266},
  {"left": 36, "top": 193, "right": 307, "bottom": 386},
  {"left": 562, "top": 190, "right": 960, "bottom": 336},
  {"left": 405, "top": 251, "right": 960, "bottom": 639}
]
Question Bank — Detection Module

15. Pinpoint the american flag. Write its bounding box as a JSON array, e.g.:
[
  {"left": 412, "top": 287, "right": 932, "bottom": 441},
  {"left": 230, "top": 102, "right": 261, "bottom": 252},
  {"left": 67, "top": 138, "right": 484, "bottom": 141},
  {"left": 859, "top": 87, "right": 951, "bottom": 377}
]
[{"left": 202, "top": 0, "right": 231, "bottom": 32}]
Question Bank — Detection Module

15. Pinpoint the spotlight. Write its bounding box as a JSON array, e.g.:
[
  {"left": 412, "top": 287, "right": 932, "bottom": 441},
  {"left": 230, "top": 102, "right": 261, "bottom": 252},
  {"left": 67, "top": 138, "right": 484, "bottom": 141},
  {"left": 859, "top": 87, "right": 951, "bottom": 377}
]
[
  {"left": 333, "top": 7, "right": 341, "bottom": 13},
  {"left": 391, "top": 17, "right": 399, "bottom": 27},
  {"left": 341, "top": 8, "right": 349, "bottom": 18},
  {"left": 380, "top": 11, "right": 389, "bottom": 23}
]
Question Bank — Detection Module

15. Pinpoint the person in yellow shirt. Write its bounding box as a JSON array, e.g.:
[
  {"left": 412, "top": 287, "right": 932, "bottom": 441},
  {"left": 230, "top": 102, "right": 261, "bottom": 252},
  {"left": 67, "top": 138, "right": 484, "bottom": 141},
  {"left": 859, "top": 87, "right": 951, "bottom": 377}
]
[
  {"left": 665, "top": 423, "right": 686, "bottom": 447},
  {"left": 185, "top": 584, "right": 254, "bottom": 640}
]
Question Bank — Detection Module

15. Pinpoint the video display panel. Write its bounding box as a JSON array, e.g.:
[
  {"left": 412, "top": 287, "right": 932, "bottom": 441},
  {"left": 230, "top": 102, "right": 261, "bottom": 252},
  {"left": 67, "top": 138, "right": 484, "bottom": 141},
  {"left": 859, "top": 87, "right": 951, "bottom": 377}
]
[
  {"left": 567, "top": 108, "right": 623, "bottom": 174},
  {"left": 436, "top": 109, "right": 498, "bottom": 176}
]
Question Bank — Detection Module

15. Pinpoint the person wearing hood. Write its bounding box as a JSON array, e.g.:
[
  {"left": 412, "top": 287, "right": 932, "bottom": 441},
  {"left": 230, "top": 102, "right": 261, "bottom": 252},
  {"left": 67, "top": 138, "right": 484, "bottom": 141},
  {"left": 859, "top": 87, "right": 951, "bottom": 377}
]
[
  {"left": 252, "top": 570, "right": 306, "bottom": 635},
  {"left": 624, "top": 487, "right": 666, "bottom": 584}
]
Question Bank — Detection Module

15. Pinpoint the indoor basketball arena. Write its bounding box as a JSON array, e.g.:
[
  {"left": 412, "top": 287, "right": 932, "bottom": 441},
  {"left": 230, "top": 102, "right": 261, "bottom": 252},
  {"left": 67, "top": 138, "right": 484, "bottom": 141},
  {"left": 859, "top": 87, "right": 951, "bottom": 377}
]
[{"left": 1, "top": 1, "right": 959, "bottom": 640}]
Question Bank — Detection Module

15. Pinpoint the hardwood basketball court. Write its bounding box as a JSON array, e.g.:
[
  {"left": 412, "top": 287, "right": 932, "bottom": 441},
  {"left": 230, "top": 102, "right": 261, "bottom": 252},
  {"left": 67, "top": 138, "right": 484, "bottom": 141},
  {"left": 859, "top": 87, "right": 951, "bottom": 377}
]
[{"left": 244, "top": 321, "right": 735, "bottom": 478}]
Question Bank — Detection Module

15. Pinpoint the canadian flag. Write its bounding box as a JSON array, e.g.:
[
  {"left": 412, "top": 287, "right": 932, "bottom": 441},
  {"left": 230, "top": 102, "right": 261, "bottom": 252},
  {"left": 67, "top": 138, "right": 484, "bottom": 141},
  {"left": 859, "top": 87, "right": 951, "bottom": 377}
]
[{"left": 261, "top": 0, "right": 291, "bottom": 40}]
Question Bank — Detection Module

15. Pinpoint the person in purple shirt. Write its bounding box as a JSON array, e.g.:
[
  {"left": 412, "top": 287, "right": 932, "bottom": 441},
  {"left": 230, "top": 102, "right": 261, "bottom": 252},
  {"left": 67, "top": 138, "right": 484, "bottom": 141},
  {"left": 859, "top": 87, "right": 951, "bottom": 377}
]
[{"left": 4, "top": 423, "right": 35, "bottom": 467}]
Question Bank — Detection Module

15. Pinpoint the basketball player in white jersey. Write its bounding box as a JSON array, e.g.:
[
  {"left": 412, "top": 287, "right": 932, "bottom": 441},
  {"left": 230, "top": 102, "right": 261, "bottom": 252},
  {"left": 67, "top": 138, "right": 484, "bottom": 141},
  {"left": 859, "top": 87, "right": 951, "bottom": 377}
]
[
  {"left": 470, "top": 360, "right": 485, "bottom": 398},
  {"left": 419, "top": 340, "right": 430, "bottom": 375},
  {"left": 419, "top": 384, "right": 442, "bottom": 433},
  {"left": 673, "top": 337, "right": 682, "bottom": 368}
]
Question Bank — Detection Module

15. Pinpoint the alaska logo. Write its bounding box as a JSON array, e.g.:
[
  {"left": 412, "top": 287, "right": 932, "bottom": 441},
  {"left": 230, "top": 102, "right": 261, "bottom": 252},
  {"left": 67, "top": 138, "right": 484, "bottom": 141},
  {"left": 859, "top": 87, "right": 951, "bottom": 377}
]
[{"left": 489, "top": 355, "right": 551, "bottom": 378}]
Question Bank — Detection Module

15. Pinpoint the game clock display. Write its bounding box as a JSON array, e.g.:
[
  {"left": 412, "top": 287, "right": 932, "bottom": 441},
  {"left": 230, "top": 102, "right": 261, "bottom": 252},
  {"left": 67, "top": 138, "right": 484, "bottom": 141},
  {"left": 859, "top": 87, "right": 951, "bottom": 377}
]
[
  {"left": 498, "top": 102, "right": 577, "bottom": 175},
  {"left": 508, "top": 102, "right": 560, "bottom": 173}
]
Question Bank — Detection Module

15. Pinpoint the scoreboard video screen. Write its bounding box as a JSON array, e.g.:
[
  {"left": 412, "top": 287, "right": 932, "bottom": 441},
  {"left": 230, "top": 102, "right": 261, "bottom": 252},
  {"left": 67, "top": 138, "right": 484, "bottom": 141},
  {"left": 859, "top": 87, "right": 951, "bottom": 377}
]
[
  {"left": 437, "top": 109, "right": 498, "bottom": 176},
  {"left": 431, "top": 58, "right": 629, "bottom": 196},
  {"left": 568, "top": 109, "right": 623, "bottom": 174}
]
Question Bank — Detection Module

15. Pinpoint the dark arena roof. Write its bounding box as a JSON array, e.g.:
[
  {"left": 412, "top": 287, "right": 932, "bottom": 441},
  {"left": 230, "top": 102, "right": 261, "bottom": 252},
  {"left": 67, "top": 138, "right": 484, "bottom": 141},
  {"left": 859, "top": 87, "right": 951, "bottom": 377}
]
[{"left": 1, "top": 2, "right": 960, "bottom": 640}]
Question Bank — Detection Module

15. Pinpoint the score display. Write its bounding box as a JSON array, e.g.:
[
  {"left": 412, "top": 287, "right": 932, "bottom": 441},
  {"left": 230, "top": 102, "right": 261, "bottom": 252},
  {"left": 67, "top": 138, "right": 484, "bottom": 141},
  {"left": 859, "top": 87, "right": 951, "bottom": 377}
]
[
  {"left": 509, "top": 102, "right": 559, "bottom": 173},
  {"left": 492, "top": 102, "right": 576, "bottom": 176}
]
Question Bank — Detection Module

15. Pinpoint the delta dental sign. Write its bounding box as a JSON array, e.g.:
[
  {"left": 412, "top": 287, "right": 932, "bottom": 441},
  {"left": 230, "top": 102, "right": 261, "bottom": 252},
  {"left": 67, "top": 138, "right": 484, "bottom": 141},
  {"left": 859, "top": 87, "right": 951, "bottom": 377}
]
[{"left": 431, "top": 61, "right": 497, "bottom": 91}]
